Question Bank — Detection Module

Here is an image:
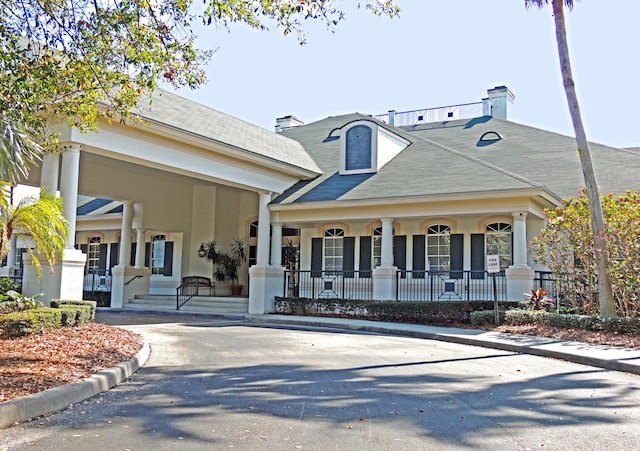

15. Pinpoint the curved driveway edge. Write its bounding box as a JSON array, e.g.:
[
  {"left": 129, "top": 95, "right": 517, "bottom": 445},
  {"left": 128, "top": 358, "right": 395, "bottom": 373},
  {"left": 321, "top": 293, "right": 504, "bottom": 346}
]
[
  {"left": 245, "top": 314, "right": 640, "bottom": 375},
  {"left": 0, "top": 340, "right": 150, "bottom": 429}
]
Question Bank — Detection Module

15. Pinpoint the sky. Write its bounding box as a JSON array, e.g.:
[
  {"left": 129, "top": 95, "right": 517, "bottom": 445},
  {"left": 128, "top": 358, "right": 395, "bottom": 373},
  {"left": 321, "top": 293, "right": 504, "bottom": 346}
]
[{"left": 169, "top": 1, "right": 636, "bottom": 149}]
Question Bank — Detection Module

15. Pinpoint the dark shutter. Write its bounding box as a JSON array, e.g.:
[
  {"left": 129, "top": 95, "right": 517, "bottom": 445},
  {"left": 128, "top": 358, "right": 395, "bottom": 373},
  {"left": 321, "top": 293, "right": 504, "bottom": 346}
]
[
  {"left": 163, "top": 242, "right": 173, "bottom": 276},
  {"left": 359, "top": 236, "right": 372, "bottom": 278},
  {"left": 145, "top": 243, "right": 151, "bottom": 267},
  {"left": 393, "top": 235, "right": 407, "bottom": 278},
  {"left": 109, "top": 243, "right": 119, "bottom": 269},
  {"left": 98, "top": 244, "right": 108, "bottom": 271},
  {"left": 471, "top": 233, "right": 485, "bottom": 279},
  {"left": 450, "top": 234, "right": 464, "bottom": 279},
  {"left": 130, "top": 243, "right": 136, "bottom": 266},
  {"left": 412, "top": 235, "right": 425, "bottom": 279},
  {"left": 343, "top": 237, "right": 355, "bottom": 278},
  {"left": 311, "top": 238, "right": 322, "bottom": 278}
]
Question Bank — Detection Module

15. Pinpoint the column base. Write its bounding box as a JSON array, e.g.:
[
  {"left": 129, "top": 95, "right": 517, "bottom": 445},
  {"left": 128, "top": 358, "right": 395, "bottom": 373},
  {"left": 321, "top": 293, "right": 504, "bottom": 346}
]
[
  {"left": 249, "top": 266, "right": 285, "bottom": 314},
  {"left": 22, "top": 249, "right": 87, "bottom": 305},
  {"left": 505, "top": 266, "right": 535, "bottom": 301},
  {"left": 372, "top": 266, "right": 398, "bottom": 301}
]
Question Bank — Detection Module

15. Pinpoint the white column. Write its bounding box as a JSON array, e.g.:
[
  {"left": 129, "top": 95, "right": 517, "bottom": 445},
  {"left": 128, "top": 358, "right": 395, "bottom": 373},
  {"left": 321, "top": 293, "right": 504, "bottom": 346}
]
[
  {"left": 40, "top": 153, "right": 60, "bottom": 196},
  {"left": 118, "top": 201, "right": 133, "bottom": 267},
  {"left": 6, "top": 236, "right": 17, "bottom": 270},
  {"left": 134, "top": 228, "right": 146, "bottom": 268},
  {"left": 511, "top": 212, "right": 529, "bottom": 268},
  {"left": 505, "top": 211, "right": 534, "bottom": 300},
  {"left": 256, "top": 191, "right": 272, "bottom": 266},
  {"left": 271, "top": 222, "right": 283, "bottom": 267},
  {"left": 59, "top": 145, "right": 81, "bottom": 249},
  {"left": 380, "top": 218, "right": 394, "bottom": 268},
  {"left": 249, "top": 191, "right": 285, "bottom": 314}
]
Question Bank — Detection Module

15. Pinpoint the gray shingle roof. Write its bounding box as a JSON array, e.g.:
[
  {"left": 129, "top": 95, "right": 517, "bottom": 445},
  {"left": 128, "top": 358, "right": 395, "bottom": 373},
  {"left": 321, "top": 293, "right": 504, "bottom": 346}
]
[
  {"left": 132, "top": 90, "right": 321, "bottom": 175},
  {"left": 407, "top": 117, "right": 640, "bottom": 199},
  {"left": 274, "top": 114, "right": 639, "bottom": 205},
  {"left": 275, "top": 114, "right": 547, "bottom": 205}
]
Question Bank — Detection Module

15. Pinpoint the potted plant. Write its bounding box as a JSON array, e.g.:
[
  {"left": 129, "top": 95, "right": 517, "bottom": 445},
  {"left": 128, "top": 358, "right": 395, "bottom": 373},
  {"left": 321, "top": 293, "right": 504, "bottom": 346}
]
[{"left": 214, "top": 238, "right": 247, "bottom": 296}]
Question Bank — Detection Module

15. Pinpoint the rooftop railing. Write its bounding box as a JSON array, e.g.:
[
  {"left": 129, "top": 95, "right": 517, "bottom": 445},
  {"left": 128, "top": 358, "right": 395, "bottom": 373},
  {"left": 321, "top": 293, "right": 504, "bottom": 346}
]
[{"left": 375, "top": 101, "right": 484, "bottom": 127}]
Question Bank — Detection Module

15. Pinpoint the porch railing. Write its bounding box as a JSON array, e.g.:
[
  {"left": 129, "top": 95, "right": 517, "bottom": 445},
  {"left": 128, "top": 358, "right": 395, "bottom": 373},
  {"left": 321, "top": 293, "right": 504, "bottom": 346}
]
[
  {"left": 83, "top": 269, "right": 112, "bottom": 293},
  {"left": 83, "top": 269, "right": 112, "bottom": 306},
  {"left": 284, "top": 270, "right": 374, "bottom": 300},
  {"left": 284, "top": 269, "right": 507, "bottom": 301},
  {"left": 397, "top": 270, "right": 507, "bottom": 301}
]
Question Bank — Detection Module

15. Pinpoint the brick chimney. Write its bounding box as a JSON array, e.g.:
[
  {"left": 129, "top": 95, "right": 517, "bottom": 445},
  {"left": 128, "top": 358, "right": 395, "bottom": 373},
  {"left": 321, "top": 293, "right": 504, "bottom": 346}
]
[
  {"left": 484, "top": 86, "right": 515, "bottom": 120},
  {"left": 275, "top": 115, "right": 304, "bottom": 132}
]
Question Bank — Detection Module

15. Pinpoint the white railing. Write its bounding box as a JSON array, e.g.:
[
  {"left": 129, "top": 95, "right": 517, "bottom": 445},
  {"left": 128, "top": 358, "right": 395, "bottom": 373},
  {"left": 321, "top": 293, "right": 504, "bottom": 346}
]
[{"left": 375, "top": 102, "right": 484, "bottom": 127}]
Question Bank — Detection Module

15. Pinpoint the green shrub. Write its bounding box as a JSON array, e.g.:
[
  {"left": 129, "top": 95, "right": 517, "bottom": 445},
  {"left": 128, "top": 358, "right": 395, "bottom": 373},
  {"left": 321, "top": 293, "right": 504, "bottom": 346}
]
[
  {"left": 274, "top": 297, "right": 521, "bottom": 325},
  {"left": 501, "top": 310, "right": 640, "bottom": 335},
  {"left": 0, "top": 277, "right": 19, "bottom": 299},
  {"left": 504, "top": 309, "right": 544, "bottom": 326},
  {"left": 0, "top": 291, "right": 44, "bottom": 314},
  {"left": 470, "top": 310, "right": 505, "bottom": 325},
  {"left": 0, "top": 308, "right": 62, "bottom": 338},
  {"left": 58, "top": 307, "right": 78, "bottom": 327},
  {"left": 50, "top": 299, "right": 97, "bottom": 321}
]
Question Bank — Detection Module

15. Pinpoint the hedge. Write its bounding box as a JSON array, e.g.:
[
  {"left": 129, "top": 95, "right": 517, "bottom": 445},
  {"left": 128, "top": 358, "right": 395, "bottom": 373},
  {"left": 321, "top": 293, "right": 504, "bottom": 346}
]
[
  {"left": 275, "top": 297, "right": 640, "bottom": 335},
  {"left": 1, "top": 300, "right": 97, "bottom": 337},
  {"left": 274, "top": 297, "right": 522, "bottom": 325},
  {"left": 0, "top": 308, "right": 62, "bottom": 337},
  {"left": 50, "top": 299, "right": 97, "bottom": 321}
]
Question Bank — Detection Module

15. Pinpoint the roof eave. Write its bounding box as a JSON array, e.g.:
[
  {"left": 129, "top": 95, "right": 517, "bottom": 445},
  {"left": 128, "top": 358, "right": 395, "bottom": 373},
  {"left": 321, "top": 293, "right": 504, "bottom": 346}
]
[{"left": 271, "top": 186, "right": 561, "bottom": 211}]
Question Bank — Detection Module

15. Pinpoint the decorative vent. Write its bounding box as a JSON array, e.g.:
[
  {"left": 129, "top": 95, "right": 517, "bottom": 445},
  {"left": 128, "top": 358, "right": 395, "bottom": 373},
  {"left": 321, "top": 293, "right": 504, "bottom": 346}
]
[{"left": 477, "top": 131, "right": 503, "bottom": 147}]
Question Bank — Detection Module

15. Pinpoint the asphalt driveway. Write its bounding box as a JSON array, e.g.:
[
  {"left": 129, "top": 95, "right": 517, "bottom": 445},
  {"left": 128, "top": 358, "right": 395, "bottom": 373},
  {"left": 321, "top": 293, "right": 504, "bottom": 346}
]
[{"left": 2, "top": 311, "right": 640, "bottom": 450}]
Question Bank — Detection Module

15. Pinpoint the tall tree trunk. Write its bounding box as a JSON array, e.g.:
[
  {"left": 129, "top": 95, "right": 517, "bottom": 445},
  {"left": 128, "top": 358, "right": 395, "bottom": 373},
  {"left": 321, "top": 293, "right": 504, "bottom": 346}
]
[{"left": 551, "top": 0, "right": 616, "bottom": 318}]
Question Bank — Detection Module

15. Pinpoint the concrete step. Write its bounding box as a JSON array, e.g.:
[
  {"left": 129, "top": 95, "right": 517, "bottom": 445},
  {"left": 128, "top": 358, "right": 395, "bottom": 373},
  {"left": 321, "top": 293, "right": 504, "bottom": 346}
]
[{"left": 127, "top": 294, "right": 249, "bottom": 314}]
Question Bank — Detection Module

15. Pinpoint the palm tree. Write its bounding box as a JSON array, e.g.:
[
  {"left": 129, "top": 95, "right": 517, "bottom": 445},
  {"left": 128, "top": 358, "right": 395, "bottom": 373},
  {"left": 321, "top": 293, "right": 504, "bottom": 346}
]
[
  {"left": 0, "top": 113, "right": 44, "bottom": 185},
  {"left": 526, "top": 0, "right": 616, "bottom": 318},
  {"left": 0, "top": 185, "right": 68, "bottom": 278}
]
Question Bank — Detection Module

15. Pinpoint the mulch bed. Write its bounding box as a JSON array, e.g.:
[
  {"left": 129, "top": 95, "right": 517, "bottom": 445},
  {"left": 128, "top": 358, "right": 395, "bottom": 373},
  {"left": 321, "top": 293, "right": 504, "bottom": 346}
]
[{"left": 0, "top": 323, "right": 143, "bottom": 403}]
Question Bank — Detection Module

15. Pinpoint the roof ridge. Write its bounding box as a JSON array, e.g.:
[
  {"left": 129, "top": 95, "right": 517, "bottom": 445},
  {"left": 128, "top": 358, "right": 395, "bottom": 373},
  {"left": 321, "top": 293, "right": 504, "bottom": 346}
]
[{"left": 410, "top": 133, "right": 544, "bottom": 189}]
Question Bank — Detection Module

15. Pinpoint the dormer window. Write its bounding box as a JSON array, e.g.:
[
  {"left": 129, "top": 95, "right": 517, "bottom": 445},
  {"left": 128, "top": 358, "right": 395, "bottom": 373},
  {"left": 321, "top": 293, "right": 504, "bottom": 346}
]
[{"left": 339, "top": 120, "right": 410, "bottom": 175}]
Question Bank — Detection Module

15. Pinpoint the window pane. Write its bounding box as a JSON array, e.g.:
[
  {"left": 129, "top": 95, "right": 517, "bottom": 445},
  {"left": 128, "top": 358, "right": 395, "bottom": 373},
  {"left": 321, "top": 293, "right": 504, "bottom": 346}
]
[
  {"left": 426, "top": 225, "right": 450, "bottom": 271},
  {"left": 323, "top": 228, "right": 344, "bottom": 271},
  {"left": 152, "top": 235, "right": 166, "bottom": 274}
]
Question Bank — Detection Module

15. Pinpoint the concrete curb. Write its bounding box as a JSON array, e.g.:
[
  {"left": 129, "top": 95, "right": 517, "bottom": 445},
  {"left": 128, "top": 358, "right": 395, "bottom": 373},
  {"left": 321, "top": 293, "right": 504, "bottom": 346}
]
[
  {"left": 245, "top": 314, "right": 640, "bottom": 375},
  {"left": 0, "top": 339, "right": 150, "bottom": 429}
]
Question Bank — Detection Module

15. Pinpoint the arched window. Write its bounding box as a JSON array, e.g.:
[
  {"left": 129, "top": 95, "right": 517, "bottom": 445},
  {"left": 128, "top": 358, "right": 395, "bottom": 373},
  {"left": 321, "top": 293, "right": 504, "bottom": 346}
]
[
  {"left": 87, "top": 236, "right": 101, "bottom": 271},
  {"left": 485, "top": 222, "right": 512, "bottom": 268},
  {"left": 323, "top": 228, "right": 344, "bottom": 272},
  {"left": 427, "top": 225, "right": 451, "bottom": 272},
  {"left": 151, "top": 234, "right": 166, "bottom": 275}
]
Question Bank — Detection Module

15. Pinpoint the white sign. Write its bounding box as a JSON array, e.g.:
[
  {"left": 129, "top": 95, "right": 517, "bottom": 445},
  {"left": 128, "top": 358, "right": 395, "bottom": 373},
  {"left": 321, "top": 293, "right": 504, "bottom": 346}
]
[{"left": 487, "top": 255, "right": 500, "bottom": 273}]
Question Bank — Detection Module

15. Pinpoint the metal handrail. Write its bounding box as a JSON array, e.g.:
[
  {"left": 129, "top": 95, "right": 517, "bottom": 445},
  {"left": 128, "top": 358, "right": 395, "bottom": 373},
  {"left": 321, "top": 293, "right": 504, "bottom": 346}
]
[{"left": 176, "top": 283, "right": 198, "bottom": 310}]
